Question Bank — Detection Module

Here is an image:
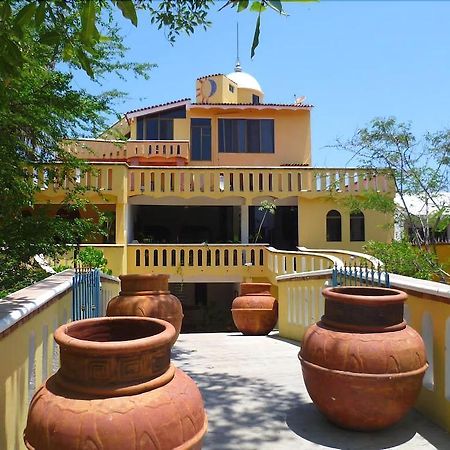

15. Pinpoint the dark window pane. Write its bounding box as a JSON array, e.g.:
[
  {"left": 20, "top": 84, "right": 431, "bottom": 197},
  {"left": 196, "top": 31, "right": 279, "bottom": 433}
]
[
  {"left": 137, "top": 118, "right": 144, "bottom": 140},
  {"left": 350, "top": 212, "right": 365, "bottom": 241},
  {"left": 146, "top": 118, "right": 158, "bottom": 140},
  {"left": 237, "top": 120, "right": 246, "bottom": 152},
  {"left": 159, "top": 119, "right": 173, "bottom": 140},
  {"left": 326, "top": 210, "right": 342, "bottom": 242},
  {"left": 252, "top": 94, "right": 260, "bottom": 104},
  {"left": 191, "top": 127, "right": 202, "bottom": 160},
  {"left": 191, "top": 118, "right": 211, "bottom": 160},
  {"left": 202, "top": 132, "right": 211, "bottom": 160},
  {"left": 192, "top": 118, "right": 210, "bottom": 126},
  {"left": 247, "top": 120, "right": 260, "bottom": 152},
  {"left": 261, "top": 120, "right": 274, "bottom": 153}
]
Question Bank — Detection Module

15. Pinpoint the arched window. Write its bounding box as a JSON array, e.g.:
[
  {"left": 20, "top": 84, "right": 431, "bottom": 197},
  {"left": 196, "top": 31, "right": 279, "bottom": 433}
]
[
  {"left": 350, "top": 211, "right": 365, "bottom": 241},
  {"left": 326, "top": 210, "right": 341, "bottom": 242}
]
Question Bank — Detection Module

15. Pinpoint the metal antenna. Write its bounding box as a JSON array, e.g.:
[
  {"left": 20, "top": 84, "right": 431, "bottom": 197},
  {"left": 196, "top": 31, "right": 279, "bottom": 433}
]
[{"left": 235, "top": 22, "right": 242, "bottom": 72}]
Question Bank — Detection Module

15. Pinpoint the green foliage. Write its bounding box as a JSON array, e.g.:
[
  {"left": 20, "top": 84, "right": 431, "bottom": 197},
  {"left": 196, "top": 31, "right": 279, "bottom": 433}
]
[
  {"left": 76, "top": 247, "right": 112, "bottom": 274},
  {"left": 255, "top": 200, "right": 276, "bottom": 243},
  {"left": 52, "top": 264, "right": 72, "bottom": 273},
  {"left": 0, "top": 257, "right": 48, "bottom": 299},
  {"left": 335, "top": 117, "right": 450, "bottom": 248},
  {"left": 363, "top": 240, "right": 443, "bottom": 281}
]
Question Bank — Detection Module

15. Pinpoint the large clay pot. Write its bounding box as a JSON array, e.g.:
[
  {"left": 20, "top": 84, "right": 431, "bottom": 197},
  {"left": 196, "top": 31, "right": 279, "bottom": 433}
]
[
  {"left": 24, "top": 316, "right": 207, "bottom": 450},
  {"left": 107, "top": 274, "right": 183, "bottom": 341},
  {"left": 299, "top": 286, "right": 428, "bottom": 431},
  {"left": 231, "top": 283, "right": 278, "bottom": 335}
]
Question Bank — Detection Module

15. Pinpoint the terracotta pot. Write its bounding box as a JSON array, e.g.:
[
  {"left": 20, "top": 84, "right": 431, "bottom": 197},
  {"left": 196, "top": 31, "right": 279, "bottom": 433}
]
[
  {"left": 231, "top": 283, "right": 278, "bottom": 335},
  {"left": 107, "top": 274, "right": 183, "bottom": 341},
  {"left": 24, "top": 317, "right": 207, "bottom": 450},
  {"left": 299, "top": 286, "right": 428, "bottom": 431}
]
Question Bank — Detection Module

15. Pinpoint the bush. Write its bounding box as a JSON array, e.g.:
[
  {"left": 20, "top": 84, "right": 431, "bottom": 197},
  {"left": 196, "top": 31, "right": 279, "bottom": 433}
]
[
  {"left": 76, "top": 247, "right": 112, "bottom": 275},
  {"left": 363, "top": 240, "right": 443, "bottom": 280}
]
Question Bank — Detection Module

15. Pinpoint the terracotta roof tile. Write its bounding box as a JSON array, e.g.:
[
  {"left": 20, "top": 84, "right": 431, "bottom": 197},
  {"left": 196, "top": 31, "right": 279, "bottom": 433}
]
[
  {"left": 191, "top": 102, "right": 313, "bottom": 109},
  {"left": 126, "top": 98, "right": 191, "bottom": 115}
]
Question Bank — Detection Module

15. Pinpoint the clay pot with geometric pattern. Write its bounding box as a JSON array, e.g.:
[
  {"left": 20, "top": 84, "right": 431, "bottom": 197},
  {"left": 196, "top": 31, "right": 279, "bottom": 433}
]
[
  {"left": 107, "top": 274, "right": 183, "bottom": 342},
  {"left": 231, "top": 283, "right": 278, "bottom": 335},
  {"left": 299, "top": 286, "right": 428, "bottom": 431},
  {"left": 24, "top": 317, "right": 207, "bottom": 450}
]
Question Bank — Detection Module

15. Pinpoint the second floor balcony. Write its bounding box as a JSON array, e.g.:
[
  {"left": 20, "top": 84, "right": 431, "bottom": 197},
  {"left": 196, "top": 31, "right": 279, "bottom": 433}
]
[{"left": 34, "top": 163, "right": 391, "bottom": 202}]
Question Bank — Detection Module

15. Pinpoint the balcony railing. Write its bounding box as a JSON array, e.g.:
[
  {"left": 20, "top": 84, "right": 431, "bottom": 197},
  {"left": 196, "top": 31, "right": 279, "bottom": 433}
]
[
  {"left": 66, "top": 139, "right": 190, "bottom": 162},
  {"left": 33, "top": 163, "right": 391, "bottom": 201},
  {"left": 128, "top": 167, "right": 390, "bottom": 198}
]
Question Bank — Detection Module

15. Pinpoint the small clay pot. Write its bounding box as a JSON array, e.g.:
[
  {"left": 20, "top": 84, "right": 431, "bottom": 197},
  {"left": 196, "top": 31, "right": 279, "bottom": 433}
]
[
  {"left": 231, "top": 283, "right": 278, "bottom": 335},
  {"left": 107, "top": 274, "right": 183, "bottom": 341},
  {"left": 299, "top": 286, "right": 428, "bottom": 431},
  {"left": 24, "top": 316, "right": 207, "bottom": 450}
]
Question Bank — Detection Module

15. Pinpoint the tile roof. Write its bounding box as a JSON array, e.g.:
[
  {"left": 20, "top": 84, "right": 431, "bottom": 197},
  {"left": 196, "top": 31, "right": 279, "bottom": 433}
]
[
  {"left": 191, "top": 102, "right": 313, "bottom": 109},
  {"left": 126, "top": 98, "right": 191, "bottom": 116},
  {"left": 196, "top": 73, "right": 224, "bottom": 80}
]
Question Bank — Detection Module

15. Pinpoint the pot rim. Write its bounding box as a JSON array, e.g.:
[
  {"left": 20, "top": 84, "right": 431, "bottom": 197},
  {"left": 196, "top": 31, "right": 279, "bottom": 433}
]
[
  {"left": 54, "top": 316, "right": 176, "bottom": 354},
  {"left": 322, "top": 286, "right": 407, "bottom": 305}
]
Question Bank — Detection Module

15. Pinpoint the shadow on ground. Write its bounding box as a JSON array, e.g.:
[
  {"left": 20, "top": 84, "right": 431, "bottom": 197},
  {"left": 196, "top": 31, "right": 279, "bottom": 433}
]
[{"left": 171, "top": 342, "right": 450, "bottom": 449}]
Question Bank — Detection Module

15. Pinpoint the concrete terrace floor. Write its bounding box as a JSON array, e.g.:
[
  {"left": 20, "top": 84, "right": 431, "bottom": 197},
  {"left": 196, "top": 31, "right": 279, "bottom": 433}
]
[{"left": 172, "top": 332, "right": 449, "bottom": 450}]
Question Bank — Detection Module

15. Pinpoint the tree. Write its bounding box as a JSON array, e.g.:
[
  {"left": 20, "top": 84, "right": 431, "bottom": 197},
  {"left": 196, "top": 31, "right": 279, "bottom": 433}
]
[
  {"left": 335, "top": 117, "right": 450, "bottom": 280},
  {"left": 0, "top": 0, "right": 304, "bottom": 296}
]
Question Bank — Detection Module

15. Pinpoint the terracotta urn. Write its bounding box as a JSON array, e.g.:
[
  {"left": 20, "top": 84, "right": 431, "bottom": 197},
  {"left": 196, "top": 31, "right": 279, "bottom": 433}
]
[
  {"left": 24, "top": 316, "right": 207, "bottom": 450},
  {"left": 231, "top": 283, "right": 278, "bottom": 335},
  {"left": 299, "top": 286, "right": 428, "bottom": 431},
  {"left": 107, "top": 274, "right": 183, "bottom": 341}
]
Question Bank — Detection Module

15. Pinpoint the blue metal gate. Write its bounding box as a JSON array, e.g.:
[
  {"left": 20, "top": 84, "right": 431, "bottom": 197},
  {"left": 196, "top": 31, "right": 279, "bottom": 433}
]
[
  {"left": 72, "top": 268, "right": 101, "bottom": 320},
  {"left": 332, "top": 263, "right": 390, "bottom": 288}
]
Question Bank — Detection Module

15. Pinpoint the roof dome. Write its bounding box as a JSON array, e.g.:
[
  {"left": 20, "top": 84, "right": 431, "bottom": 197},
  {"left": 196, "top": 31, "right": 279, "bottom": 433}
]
[{"left": 226, "top": 70, "right": 263, "bottom": 93}]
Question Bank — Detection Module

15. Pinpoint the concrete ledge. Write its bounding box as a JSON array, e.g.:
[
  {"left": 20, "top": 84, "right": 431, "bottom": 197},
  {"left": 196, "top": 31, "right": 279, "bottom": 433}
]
[{"left": 0, "top": 270, "right": 74, "bottom": 336}]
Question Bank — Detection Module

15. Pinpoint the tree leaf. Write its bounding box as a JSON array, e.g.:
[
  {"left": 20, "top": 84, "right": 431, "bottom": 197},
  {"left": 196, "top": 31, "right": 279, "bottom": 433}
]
[
  {"left": 251, "top": 14, "right": 260, "bottom": 58},
  {"left": 0, "top": 1, "right": 12, "bottom": 20},
  {"left": 237, "top": 0, "right": 249, "bottom": 12},
  {"left": 39, "top": 30, "right": 60, "bottom": 45},
  {"left": 35, "top": 1, "right": 46, "bottom": 27},
  {"left": 267, "top": 1, "right": 284, "bottom": 14},
  {"left": 14, "top": 2, "right": 37, "bottom": 28},
  {"left": 250, "top": 1, "right": 265, "bottom": 13},
  {"left": 80, "top": 1, "right": 96, "bottom": 44},
  {"left": 115, "top": 0, "right": 138, "bottom": 27},
  {"left": 76, "top": 48, "right": 94, "bottom": 78}
]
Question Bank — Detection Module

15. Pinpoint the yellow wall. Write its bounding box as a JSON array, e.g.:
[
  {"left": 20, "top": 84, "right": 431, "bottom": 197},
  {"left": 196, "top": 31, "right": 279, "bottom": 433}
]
[
  {"left": 404, "top": 292, "right": 450, "bottom": 431},
  {"left": 195, "top": 75, "right": 238, "bottom": 104},
  {"left": 0, "top": 290, "right": 72, "bottom": 450},
  {"left": 298, "top": 198, "right": 393, "bottom": 252},
  {"left": 186, "top": 107, "right": 311, "bottom": 166},
  {"left": 435, "top": 244, "right": 450, "bottom": 272}
]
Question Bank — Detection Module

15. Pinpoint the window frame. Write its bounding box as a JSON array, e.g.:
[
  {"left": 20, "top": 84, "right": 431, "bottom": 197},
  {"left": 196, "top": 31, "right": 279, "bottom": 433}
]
[
  {"left": 350, "top": 211, "right": 365, "bottom": 242},
  {"left": 218, "top": 117, "right": 275, "bottom": 154},
  {"left": 326, "top": 210, "right": 342, "bottom": 242}
]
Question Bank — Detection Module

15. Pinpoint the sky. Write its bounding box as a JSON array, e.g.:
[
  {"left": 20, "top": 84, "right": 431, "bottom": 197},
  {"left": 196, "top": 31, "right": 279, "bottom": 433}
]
[{"left": 73, "top": 1, "right": 450, "bottom": 168}]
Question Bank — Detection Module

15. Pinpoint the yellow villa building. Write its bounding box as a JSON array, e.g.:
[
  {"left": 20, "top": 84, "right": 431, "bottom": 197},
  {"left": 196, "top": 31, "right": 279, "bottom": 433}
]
[
  {"left": 35, "top": 63, "right": 391, "bottom": 328},
  {"left": 2, "top": 65, "right": 450, "bottom": 446}
]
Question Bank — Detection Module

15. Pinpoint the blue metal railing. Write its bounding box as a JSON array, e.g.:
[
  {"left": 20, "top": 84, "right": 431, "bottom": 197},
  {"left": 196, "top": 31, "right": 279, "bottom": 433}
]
[
  {"left": 332, "top": 263, "right": 390, "bottom": 288},
  {"left": 72, "top": 268, "right": 101, "bottom": 320}
]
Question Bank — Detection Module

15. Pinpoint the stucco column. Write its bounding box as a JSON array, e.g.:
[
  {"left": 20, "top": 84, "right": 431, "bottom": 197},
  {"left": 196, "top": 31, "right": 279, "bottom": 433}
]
[
  {"left": 241, "top": 205, "right": 249, "bottom": 244},
  {"left": 297, "top": 198, "right": 302, "bottom": 248}
]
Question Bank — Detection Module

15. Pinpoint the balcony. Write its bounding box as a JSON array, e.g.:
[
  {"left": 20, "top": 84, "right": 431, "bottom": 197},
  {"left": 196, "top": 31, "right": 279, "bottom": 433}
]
[
  {"left": 33, "top": 165, "right": 391, "bottom": 204},
  {"left": 66, "top": 138, "right": 190, "bottom": 165}
]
